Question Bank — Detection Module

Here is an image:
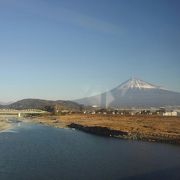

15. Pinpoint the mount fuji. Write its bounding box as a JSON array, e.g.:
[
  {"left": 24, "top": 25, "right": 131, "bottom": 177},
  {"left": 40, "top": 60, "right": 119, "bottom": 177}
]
[{"left": 74, "top": 78, "right": 180, "bottom": 108}]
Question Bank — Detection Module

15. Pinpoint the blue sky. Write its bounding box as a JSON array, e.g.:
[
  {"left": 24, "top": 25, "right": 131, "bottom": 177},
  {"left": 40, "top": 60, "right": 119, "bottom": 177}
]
[{"left": 0, "top": 0, "right": 180, "bottom": 102}]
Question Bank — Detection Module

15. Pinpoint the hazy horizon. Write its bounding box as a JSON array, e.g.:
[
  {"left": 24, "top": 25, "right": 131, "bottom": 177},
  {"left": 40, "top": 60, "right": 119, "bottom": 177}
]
[
  {"left": 1, "top": 77, "right": 180, "bottom": 103},
  {"left": 0, "top": 0, "right": 180, "bottom": 102}
]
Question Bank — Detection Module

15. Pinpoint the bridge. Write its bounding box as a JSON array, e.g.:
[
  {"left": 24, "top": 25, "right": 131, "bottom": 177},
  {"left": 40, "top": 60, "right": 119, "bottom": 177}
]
[{"left": 0, "top": 109, "right": 48, "bottom": 117}]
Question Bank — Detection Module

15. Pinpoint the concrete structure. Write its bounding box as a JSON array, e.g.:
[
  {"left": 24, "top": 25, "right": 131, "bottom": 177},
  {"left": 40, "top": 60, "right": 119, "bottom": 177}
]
[{"left": 0, "top": 109, "right": 47, "bottom": 117}]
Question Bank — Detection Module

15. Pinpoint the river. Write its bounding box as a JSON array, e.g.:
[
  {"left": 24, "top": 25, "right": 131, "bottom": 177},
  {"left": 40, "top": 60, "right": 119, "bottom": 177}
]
[{"left": 0, "top": 120, "right": 180, "bottom": 180}]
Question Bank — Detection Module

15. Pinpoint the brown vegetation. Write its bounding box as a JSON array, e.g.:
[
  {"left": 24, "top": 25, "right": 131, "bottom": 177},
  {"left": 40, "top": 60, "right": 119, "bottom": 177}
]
[{"left": 34, "top": 114, "right": 180, "bottom": 144}]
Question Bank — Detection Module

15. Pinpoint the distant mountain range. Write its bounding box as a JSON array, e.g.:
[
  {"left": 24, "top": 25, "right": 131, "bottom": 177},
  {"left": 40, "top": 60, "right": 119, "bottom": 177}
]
[
  {"left": 74, "top": 78, "right": 180, "bottom": 108},
  {"left": 0, "top": 99, "right": 82, "bottom": 111},
  {"left": 1, "top": 78, "right": 180, "bottom": 109}
]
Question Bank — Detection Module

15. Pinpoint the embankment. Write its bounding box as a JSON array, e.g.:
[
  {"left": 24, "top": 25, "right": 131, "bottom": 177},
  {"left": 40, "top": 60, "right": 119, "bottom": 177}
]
[
  {"left": 33, "top": 114, "right": 180, "bottom": 145},
  {"left": 68, "top": 123, "right": 180, "bottom": 144}
]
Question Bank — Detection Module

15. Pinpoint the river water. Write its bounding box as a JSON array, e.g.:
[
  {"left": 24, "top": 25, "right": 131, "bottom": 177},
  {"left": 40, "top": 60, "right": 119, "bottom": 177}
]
[{"left": 0, "top": 120, "right": 180, "bottom": 180}]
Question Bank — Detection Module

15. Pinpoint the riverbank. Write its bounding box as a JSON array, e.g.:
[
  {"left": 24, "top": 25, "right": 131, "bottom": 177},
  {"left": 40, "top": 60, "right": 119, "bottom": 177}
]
[
  {"left": 32, "top": 114, "right": 180, "bottom": 145},
  {"left": 0, "top": 117, "right": 12, "bottom": 131}
]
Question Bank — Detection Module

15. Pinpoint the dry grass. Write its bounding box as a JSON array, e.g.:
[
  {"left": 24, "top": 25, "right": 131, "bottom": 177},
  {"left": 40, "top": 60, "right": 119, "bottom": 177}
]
[
  {"left": 30, "top": 114, "right": 180, "bottom": 144},
  {"left": 34, "top": 114, "right": 180, "bottom": 140}
]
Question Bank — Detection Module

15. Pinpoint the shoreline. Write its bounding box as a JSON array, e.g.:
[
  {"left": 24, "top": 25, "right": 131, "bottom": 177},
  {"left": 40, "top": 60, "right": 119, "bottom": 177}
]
[
  {"left": 68, "top": 123, "right": 180, "bottom": 145},
  {"left": 1, "top": 114, "right": 179, "bottom": 145},
  {"left": 32, "top": 114, "right": 180, "bottom": 145},
  {"left": 0, "top": 118, "right": 12, "bottom": 132}
]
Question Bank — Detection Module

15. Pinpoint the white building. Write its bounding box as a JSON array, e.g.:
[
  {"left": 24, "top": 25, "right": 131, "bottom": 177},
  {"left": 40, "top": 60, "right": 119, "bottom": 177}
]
[{"left": 163, "top": 111, "right": 177, "bottom": 116}]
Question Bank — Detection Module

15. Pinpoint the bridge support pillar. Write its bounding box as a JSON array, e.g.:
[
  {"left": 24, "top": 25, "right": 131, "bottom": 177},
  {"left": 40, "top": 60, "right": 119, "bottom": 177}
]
[{"left": 18, "top": 113, "right": 21, "bottom": 118}]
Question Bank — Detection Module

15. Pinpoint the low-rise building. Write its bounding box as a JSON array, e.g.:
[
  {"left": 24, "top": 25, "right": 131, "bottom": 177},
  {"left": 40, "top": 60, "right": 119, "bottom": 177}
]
[{"left": 163, "top": 111, "right": 177, "bottom": 116}]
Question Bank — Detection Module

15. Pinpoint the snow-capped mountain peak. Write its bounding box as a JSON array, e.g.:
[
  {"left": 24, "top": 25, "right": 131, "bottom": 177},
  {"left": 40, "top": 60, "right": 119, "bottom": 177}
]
[
  {"left": 75, "top": 77, "right": 180, "bottom": 107},
  {"left": 118, "top": 78, "right": 159, "bottom": 90}
]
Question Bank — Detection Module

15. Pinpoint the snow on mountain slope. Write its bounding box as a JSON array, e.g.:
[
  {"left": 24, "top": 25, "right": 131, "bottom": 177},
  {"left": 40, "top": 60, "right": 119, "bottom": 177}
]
[
  {"left": 75, "top": 78, "right": 180, "bottom": 108},
  {"left": 117, "top": 78, "right": 159, "bottom": 90}
]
